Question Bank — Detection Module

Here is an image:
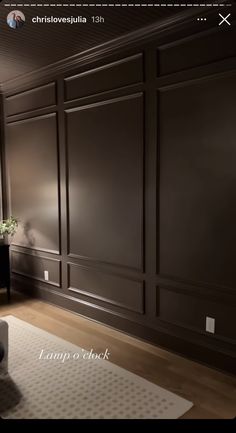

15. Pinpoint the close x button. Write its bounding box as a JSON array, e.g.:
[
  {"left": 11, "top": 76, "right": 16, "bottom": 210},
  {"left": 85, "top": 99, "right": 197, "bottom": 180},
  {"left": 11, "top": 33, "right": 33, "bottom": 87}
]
[{"left": 218, "top": 13, "right": 231, "bottom": 26}]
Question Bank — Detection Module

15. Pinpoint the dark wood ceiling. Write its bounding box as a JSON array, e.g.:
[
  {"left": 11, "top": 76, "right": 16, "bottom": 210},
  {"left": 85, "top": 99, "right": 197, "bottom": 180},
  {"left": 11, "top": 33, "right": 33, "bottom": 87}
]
[{"left": 0, "top": 1, "right": 231, "bottom": 83}]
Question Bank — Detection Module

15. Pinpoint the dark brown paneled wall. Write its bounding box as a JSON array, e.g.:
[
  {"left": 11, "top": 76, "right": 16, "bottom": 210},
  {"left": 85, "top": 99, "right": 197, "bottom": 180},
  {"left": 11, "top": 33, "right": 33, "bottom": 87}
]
[
  {"left": 5, "top": 83, "right": 56, "bottom": 117},
  {"left": 68, "top": 263, "right": 144, "bottom": 314},
  {"left": 159, "top": 74, "right": 236, "bottom": 287},
  {"left": 6, "top": 114, "right": 60, "bottom": 254},
  {"left": 0, "top": 92, "right": 6, "bottom": 221},
  {"left": 12, "top": 250, "right": 61, "bottom": 287},
  {"left": 65, "top": 54, "right": 143, "bottom": 101},
  {"left": 3, "top": 23, "right": 236, "bottom": 374},
  {"left": 66, "top": 94, "right": 144, "bottom": 270}
]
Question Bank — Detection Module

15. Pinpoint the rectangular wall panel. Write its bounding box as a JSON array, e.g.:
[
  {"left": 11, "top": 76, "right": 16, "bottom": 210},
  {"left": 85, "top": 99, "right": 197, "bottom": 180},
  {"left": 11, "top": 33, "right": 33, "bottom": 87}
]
[
  {"left": 12, "top": 250, "right": 61, "bottom": 286},
  {"left": 65, "top": 54, "right": 143, "bottom": 101},
  {"left": 158, "top": 286, "right": 236, "bottom": 341},
  {"left": 158, "top": 28, "right": 236, "bottom": 76},
  {"left": 66, "top": 94, "right": 144, "bottom": 270},
  {"left": 6, "top": 114, "right": 60, "bottom": 253},
  {"left": 68, "top": 263, "right": 144, "bottom": 313},
  {"left": 4, "top": 24, "right": 236, "bottom": 373},
  {"left": 6, "top": 83, "right": 56, "bottom": 117},
  {"left": 159, "top": 73, "right": 236, "bottom": 288}
]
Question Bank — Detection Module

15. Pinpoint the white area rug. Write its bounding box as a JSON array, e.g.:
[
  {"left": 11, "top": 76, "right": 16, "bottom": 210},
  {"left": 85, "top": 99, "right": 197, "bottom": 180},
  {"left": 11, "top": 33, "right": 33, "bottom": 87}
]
[{"left": 0, "top": 315, "right": 193, "bottom": 419}]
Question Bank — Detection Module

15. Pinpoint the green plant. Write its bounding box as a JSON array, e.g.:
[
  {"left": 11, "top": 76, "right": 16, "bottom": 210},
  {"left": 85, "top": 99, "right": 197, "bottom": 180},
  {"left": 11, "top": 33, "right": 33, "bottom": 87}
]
[{"left": 0, "top": 216, "right": 18, "bottom": 237}]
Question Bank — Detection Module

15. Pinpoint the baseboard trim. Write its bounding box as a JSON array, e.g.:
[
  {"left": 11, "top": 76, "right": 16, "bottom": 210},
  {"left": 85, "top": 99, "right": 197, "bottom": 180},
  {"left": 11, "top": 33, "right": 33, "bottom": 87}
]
[{"left": 11, "top": 275, "right": 236, "bottom": 376}]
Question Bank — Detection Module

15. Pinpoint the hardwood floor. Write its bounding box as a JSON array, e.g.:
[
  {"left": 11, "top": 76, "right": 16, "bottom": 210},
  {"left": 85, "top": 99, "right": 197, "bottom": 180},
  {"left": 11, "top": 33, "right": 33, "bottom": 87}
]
[{"left": 0, "top": 290, "right": 235, "bottom": 419}]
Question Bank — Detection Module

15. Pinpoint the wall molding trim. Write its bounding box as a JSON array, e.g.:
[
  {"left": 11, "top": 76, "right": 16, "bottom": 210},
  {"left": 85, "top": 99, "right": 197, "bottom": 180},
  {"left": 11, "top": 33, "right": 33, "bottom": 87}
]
[
  {"left": 11, "top": 274, "right": 236, "bottom": 375},
  {"left": 3, "top": 3, "right": 236, "bottom": 375},
  {"left": 1, "top": 6, "right": 226, "bottom": 95}
]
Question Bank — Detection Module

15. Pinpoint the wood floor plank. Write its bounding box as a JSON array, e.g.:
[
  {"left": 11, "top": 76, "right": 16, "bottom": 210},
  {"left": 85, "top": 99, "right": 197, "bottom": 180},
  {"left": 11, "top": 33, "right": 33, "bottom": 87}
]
[{"left": 0, "top": 291, "right": 235, "bottom": 419}]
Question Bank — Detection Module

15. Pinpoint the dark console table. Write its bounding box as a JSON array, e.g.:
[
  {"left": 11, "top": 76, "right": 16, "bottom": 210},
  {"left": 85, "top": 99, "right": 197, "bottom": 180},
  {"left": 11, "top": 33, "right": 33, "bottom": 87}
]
[{"left": 0, "top": 244, "right": 10, "bottom": 302}]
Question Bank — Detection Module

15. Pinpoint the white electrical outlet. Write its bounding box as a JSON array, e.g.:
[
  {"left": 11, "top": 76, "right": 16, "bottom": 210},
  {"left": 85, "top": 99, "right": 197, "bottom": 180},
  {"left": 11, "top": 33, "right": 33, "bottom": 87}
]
[
  {"left": 44, "top": 270, "right": 49, "bottom": 281},
  {"left": 206, "top": 316, "right": 215, "bottom": 334}
]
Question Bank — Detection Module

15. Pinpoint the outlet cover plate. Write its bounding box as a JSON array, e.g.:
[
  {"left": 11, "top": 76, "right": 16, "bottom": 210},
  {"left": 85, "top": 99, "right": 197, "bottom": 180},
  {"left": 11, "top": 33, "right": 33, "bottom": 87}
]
[{"left": 206, "top": 316, "right": 215, "bottom": 334}]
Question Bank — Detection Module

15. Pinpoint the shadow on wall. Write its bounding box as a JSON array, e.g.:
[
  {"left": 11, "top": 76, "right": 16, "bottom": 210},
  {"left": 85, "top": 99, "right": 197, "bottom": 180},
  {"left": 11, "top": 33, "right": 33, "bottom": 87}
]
[
  {"left": 23, "top": 221, "right": 36, "bottom": 249},
  {"left": 11, "top": 221, "right": 45, "bottom": 292}
]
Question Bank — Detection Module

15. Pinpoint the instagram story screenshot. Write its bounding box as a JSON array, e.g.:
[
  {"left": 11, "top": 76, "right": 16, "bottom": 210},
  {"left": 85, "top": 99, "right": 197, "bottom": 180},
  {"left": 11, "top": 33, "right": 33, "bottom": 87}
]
[{"left": 0, "top": 0, "right": 235, "bottom": 426}]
